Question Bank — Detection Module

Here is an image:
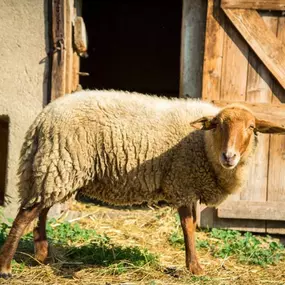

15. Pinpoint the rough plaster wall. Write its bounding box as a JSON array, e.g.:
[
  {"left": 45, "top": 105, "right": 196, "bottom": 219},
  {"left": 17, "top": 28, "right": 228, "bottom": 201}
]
[{"left": 0, "top": 0, "right": 49, "bottom": 218}]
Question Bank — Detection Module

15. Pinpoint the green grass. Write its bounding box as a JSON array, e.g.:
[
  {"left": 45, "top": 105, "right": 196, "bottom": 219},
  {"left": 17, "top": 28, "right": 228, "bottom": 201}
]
[
  {"left": 0, "top": 218, "right": 158, "bottom": 274},
  {"left": 169, "top": 224, "right": 285, "bottom": 266}
]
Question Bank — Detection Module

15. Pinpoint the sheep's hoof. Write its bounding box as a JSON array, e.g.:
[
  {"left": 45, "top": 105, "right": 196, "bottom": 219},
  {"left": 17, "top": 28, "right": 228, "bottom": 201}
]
[
  {"left": 189, "top": 262, "right": 204, "bottom": 275},
  {"left": 0, "top": 273, "right": 12, "bottom": 279}
]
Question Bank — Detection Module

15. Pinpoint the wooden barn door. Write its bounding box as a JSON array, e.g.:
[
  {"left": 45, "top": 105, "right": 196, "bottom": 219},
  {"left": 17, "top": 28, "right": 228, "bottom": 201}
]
[{"left": 200, "top": 0, "right": 285, "bottom": 234}]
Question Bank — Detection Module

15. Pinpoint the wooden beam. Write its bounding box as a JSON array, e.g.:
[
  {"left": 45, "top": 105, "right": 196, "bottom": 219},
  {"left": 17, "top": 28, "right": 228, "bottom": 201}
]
[
  {"left": 51, "top": 0, "right": 66, "bottom": 101},
  {"left": 221, "top": 0, "right": 285, "bottom": 10},
  {"left": 180, "top": 0, "right": 207, "bottom": 98},
  {"left": 65, "top": 0, "right": 73, "bottom": 94},
  {"left": 202, "top": 0, "right": 225, "bottom": 101},
  {"left": 218, "top": 201, "right": 285, "bottom": 221},
  {"left": 212, "top": 100, "right": 285, "bottom": 125},
  {"left": 223, "top": 8, "right": 285, "bottom": 90}
]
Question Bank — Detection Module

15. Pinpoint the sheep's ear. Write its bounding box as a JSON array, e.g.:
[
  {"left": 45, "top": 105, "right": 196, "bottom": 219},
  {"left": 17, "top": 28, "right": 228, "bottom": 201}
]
[
  {"left": 255, "top": 118, "right": 285, "bottom": 134},
  {"left": 190, "top": 116, "right": 216, "bottom": 130}
]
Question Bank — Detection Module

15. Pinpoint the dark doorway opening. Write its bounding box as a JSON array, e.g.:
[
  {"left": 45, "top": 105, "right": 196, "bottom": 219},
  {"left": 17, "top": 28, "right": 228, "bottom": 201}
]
[
  {"left": 0, "top": 118, "right": 8, "bottom": 206},
  {"left": 81, "top": 0, "right": 182, "bottom": 97}
]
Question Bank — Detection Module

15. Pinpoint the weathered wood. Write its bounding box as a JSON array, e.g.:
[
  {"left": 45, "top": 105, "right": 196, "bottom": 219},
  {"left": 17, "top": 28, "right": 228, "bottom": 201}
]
[
  {"left": 266, "top": 17, "right": 285, "bottom": 234},
  {"left": 267, "top": 17, "right": 285, "bottom": 234},
  {"left": 51, "top": 0, "right": 66, "bottom": 101},
  {"left": 65, "top": 0, "right": 73, "bottom": 94},
  {"left": 212, "top": 100, "right": 285, "bottom": 125},
  {"left": 180, "top": 0, "right": 207, "bottom": 98},
  {"left": 71, "top": 0, "right": 81, "bottom": 92},
  {"left": 223, "top": 8, "right": 285, "bottom": 90},
  {"left": 218, "top": 201, "right": 285, "bottom": 221},
  {"left": 272, "top": 17, "right": 285, "bottom": 103},
  {"left": 221, "top": 0, "right": 285, "bottom": 10},
  {"left": 220, "top": 13, "right": 249, "bottom": 102},
  {"left": 241, "top": 16, "right": 278, "bottom": 204},
  {"left": 199, "top": 205, "right": 266, "bottom": 233},
  {"left": 202, "top": 0, "right": 225, "bottom": 101}
]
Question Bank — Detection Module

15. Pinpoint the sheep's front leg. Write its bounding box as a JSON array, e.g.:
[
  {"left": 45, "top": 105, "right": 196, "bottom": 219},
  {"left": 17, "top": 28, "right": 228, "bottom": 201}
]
[
  {"left": 178, "top": 203, "right": 203, "bottom": 275},
  {"left": 0, "top": 203, "right": 42, "bottom": 279}
]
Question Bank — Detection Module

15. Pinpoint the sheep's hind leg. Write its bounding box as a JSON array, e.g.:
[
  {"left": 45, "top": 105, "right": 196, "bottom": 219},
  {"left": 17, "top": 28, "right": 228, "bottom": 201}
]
[
  {"left": 178, "top": 203, "right": 203, "bottom": 275},
  {"left": 0, "top": 203, "right": 42, "bottom": 279},
  {"left": 33, "top": 207, "right": 50, "bottom": 263}
]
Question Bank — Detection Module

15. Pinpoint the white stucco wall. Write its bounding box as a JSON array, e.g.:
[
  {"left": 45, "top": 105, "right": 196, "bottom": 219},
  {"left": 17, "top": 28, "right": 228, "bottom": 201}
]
[{"left": 0, "top": 0, "right": 49, "bottom": 217}]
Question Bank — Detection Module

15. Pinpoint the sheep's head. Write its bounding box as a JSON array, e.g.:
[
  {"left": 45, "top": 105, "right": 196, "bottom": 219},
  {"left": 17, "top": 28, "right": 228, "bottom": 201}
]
[{"left": 191, "top": 105, "right": 285, "bottom": 169}]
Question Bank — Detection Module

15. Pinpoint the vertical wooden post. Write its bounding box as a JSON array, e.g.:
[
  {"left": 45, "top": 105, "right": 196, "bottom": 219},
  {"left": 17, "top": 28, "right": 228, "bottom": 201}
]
[
  {"left": 180, "top": 0, "right": 207, "bottom": 98},
  {"left": 72, "top": 0, "right": 82, "bottom": 92},
  {"left": 65, "top": 0, "right": 74, "bottom": 94},
  {"left": 51, "top": 0, "right": 66, "bottom": 100}
]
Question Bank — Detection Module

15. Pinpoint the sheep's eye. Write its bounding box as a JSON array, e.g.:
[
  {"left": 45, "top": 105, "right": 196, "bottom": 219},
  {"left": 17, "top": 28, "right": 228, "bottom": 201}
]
[{"left": 249, "top": 124, "right": 255, "bottom": 130}]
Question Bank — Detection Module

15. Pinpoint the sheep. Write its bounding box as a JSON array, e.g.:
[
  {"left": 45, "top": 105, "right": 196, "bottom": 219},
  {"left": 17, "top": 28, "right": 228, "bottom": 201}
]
[{"left": 0, "top": 89, "right": 285, "bottom": 278}]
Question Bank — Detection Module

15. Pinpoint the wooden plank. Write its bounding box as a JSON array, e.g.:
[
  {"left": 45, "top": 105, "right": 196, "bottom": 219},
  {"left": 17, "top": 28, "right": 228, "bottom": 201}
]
[
  {"left": 272, "top": 17, "right": 285, "bottom": 103},
  {"left": 199, "top": 206, "right": 266, "bottom": 233},
  {"left": 218, "top": 201, "right": 285, "bottom": 221},
  {"left": 65, "top": 0, "right": 73, "bottom": 94},
  {"left": 202, "top": 0, "right": 225, "bottom": 101},
  {"left": 241, "top": 16, "right": 278, "bottom": 204},
  {"left": 71, "top": 0, "right": 81, "bottom": 92},
  {"left": 51, "top": 0, "right": 66, "bottom": 101},
  {"left": 221, "top": 0, "right": 285, "bottom": 10},
  {"left": 180, "top": 0, "right": 207, "bottom": 98},
  {"left": 223, "top": 8, "right": 285, "bottom": 90},
  {"left": 264, "top": 16, "right": 285, "bottom": 235},
  {"left": 212, "top": 100, "right": 285, "bottom": 125},
  {"left": 220, "top": 11, "right": 249, "bottom": 102},
  {"left": 246, "top": 16, "right": 278, "bottom": 104},
  {"left": 267, "top": 221, "right": 285, "bottom": 235},
  {"left": 267, "top": 15, "right": 285, "bottom": 234}
]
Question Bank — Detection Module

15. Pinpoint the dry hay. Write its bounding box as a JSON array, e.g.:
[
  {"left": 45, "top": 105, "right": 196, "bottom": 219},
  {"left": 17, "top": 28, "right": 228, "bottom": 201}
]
[{"left": 1, "top": 202, "right": 285, "bottom": 285}]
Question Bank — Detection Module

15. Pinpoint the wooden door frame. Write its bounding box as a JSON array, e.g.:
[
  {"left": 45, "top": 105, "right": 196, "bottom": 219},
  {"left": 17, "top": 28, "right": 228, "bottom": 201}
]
[
  {"left": 50, "top": 0, "right": 81, "bottom": 102},
  {"left": 200, "top": 0, "right": 285, "bottom": 233}
]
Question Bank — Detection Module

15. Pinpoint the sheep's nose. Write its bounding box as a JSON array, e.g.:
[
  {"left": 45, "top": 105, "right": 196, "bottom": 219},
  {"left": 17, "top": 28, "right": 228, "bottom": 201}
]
[{"left": 222, "top": 152, "right": 236, "bottom": 162}]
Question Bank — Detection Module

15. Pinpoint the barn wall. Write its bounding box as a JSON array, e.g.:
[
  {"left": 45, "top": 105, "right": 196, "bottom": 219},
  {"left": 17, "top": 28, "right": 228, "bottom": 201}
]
[{"left": 0, "top": 0, "right": 49, "bottom": 218}]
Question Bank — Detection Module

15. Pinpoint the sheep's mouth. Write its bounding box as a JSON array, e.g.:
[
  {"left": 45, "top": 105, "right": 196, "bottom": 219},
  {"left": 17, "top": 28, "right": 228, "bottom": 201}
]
[{"left": 221, "top": 162, "right": 236, "bottom": 169}]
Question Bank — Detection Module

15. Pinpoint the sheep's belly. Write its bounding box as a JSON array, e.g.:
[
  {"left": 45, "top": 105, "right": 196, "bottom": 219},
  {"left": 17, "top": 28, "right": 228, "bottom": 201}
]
[{"left": 80, "top": 176, "right": 163, "bottom": 206}]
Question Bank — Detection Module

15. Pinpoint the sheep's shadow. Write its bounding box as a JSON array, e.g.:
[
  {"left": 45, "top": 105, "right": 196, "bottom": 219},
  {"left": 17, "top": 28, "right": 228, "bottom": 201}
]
[{"left": 0, "top": 228, "right": 157, "bottom": 279}]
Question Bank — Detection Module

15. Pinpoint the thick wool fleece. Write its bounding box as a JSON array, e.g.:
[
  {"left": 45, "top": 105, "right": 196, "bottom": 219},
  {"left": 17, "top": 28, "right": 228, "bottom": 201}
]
[{"left": 18, "top": 90, "right": 239, "bottom": 209}]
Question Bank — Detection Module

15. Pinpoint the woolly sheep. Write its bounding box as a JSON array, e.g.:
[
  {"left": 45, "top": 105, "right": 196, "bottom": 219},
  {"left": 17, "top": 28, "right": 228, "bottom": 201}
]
[{"left": 1, "top": 89, "right": 285, "bottom": 278}]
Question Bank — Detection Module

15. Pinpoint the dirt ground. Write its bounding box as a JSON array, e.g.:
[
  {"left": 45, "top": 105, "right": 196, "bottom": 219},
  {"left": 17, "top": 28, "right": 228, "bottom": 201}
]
[{"left": 0, "top": 202, "right": 285, "bottom": 285}]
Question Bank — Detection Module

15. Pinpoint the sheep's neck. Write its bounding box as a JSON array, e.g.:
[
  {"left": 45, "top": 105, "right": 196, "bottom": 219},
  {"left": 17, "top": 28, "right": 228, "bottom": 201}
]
[{"left": 204, "top": 132, "right": 255, "bottom": 195}]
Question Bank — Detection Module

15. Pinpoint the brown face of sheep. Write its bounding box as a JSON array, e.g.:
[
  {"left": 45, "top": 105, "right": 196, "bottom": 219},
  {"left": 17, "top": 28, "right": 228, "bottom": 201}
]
[{"left": 191, "top": 106, "right": 285, "bottom": 169}]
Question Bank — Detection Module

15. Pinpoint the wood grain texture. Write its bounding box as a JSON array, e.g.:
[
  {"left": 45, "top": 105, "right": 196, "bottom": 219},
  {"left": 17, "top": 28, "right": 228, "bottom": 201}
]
[
  {"left": 199, "top": 206, "right": 266, "bottom": 233},
  {"left": 65, "top": 0, "right": 73, "bottom": 94},
  {"left": 220, "top": 13, "right": 249, "bottom": 102},
  {"left": 71, "top": 0, "right": 81, "bottom": 92},
  {"left": 212, "top": 100, "right": 285, "bottom": 125},
  {"left": 202, "top": 0, "right": 225, "bottom": 101},
  {"left": 218, "top": 201, "right": 285, "bottom": 220},
  {"left": 51, "top": 0, "right": 66, "bottom": 101},
  {"left": 223, "top": 8, "right": 285, "bottom": 90},
  {"left": 267, "top": 16, "right": 285, "bottom": 234},
  {"left": 241, "top": 16, "right": 278, "bottom": 204},
  {"left": 221, "top": 0, "right": 285, "bottom": 10},
  {"left": 272, "top": 17, "right": 285, "bottom": 104}
]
